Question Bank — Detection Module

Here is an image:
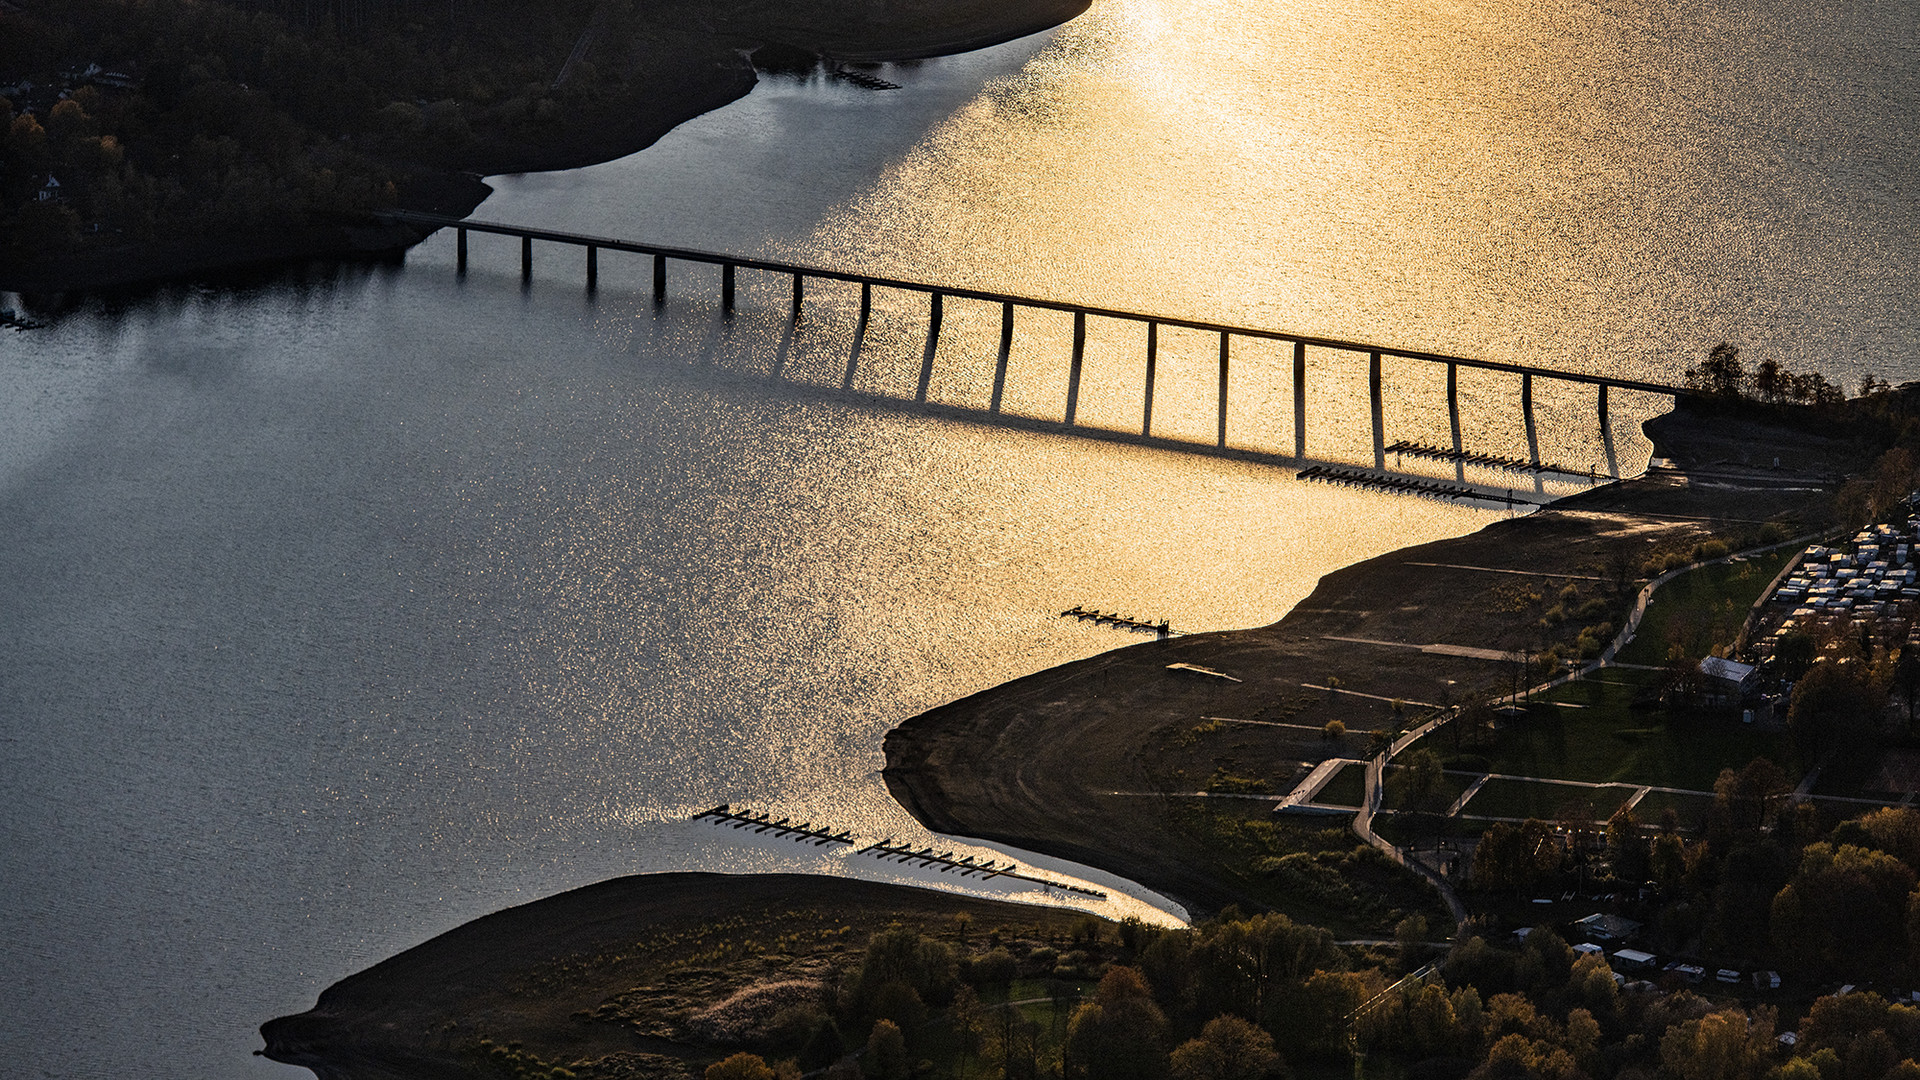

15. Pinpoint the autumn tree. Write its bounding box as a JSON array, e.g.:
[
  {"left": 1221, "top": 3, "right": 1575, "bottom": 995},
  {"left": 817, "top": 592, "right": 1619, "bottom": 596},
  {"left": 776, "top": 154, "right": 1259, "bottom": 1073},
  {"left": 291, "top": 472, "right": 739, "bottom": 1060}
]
[
  {"left": 707, "top": 1052, "right": 776, "bottom": 1080},
  {"left": 1772, "top": 843, "right": 1917, "bottom": 976},
  {"left": 1170, "top": 1015, "right": 1282, "bottom": 1080},
  {"left": 1064, "top": 967, "right": 1170, "bottom": 1080}
]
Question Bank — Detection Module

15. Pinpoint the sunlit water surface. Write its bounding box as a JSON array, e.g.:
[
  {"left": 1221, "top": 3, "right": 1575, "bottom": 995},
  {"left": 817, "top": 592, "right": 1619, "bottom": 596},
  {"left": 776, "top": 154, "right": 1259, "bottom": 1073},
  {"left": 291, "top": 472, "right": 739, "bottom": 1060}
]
[{"left": 2, "top": 0, "right": 1914, "bottom": 1076}]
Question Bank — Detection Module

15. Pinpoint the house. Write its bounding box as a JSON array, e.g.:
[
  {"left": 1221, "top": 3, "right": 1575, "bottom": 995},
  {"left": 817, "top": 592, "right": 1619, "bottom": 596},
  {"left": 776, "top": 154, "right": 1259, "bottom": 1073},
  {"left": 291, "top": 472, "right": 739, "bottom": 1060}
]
[
  {"left": 1573, "top": 913, "right": 1642, "bottom": 941},
  {"left": 1612, "top": 948, "right": 1657, "bottom": 971},
  {"left": 36, "top": 175, "right": 62, "bottom": 202},
  {"left": 1699, "top": 656, "right": 1759, "bottom": 698}
]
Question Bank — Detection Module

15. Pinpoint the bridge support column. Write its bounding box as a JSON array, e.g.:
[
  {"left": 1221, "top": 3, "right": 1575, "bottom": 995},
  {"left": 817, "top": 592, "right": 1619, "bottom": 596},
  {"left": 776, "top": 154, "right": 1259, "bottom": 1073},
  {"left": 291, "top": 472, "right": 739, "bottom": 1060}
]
[
  {"left": 586, "top": 245, "right": 597, "bottom": 291},
  {"left": 791, "top": 273, "right": 803, "bottom": 318},
  {"left": 1446, "top": 362, "right": 1465, "bottom": 481},
  {"left": 990, "top": 302, "right": 1013, "bottom": 414},
  {"left": 1293, "top": 341, "right": 1306, "bottom": 460},
  {"left": 1522, "top": 372, "right": 1539, "bottom": 467},
  {"left": 1370, "top": 351, "right": 1384, "bottom": 469},
  {"left": 456, "top": 228, "right": 467, "bottom": 274},
  {"left": 917, "top": 293, "right": 942, "bottom": 403},
  {"left": 653, "top": 254, "right": 666, "bottom": 303},
  {"left": 521, "top": 236, "right": 532, "bottom": 282},
  {"left": 1064, "top": 311, "right": 1086, "bottom": 426},
  {"left": 1599, "top": 383, "right": 1618, "bottom": 478},
  {"left": 1143, "top": 321, "right": 1158, "bottom": 437},
  {"left": 1217, "top": 332, "right": 1230, "bottom": 448},
  {"left": 721, "top": 264, "right": 735, "bottom": 316},
  {"left": 844, "top": 282, "right": 871, "bottom": 390}
]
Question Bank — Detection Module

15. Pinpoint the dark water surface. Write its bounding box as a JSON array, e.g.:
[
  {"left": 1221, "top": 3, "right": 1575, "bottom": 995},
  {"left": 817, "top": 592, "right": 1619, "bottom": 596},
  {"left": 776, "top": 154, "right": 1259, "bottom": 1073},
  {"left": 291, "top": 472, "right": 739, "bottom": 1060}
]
[{"left": 1, "top": 1, "right": 1913, "bottom": 1075}]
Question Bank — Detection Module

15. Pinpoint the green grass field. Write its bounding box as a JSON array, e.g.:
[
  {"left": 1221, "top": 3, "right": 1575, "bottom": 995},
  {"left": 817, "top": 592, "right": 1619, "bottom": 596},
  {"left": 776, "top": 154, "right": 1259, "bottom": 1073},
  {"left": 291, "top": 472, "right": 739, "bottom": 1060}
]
[
  {"left": 1314, "top": 763, "right": 1366, "bottom": 806},
  {"left": 1473, "top": 669, "right": 1790, "bottom": 790},
  {"left": 1614, "top": 549, "right": 1796, "bottom": 665},
  {"left": 1458, "top": 776, "right": 1630, "bottom": 821}
]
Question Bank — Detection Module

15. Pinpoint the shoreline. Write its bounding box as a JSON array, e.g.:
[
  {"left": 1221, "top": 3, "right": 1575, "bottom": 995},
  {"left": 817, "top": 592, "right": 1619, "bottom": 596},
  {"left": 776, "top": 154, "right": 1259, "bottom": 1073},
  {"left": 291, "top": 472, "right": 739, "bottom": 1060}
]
[
  {"left": 2, "top": 0, "right": 1087, "bottom": 296},
  {"left": 257, "top": 402, "right": 1856, "bottom": 1076},
  {"left": 258, "top": 871, "right": 1100, "bottom": 1078},
  {"left": 881, "top": 404, "right": 1850, "bottom": 920}
]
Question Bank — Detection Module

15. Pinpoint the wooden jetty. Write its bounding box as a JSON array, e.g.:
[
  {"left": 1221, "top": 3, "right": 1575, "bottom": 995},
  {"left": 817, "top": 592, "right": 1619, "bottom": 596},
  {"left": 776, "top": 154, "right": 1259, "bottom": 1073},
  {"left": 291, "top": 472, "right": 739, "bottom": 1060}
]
[
  {"left": 1295, "top": 465, "right": 1529, "bottom": 506},
  {"left": 1060, "top": 606, "right": 1174, "bottom": 636},
  {"left": 832, "top": 66, "right": 901, "bottom": 90},
  {"left": 691, "top": 805, "right": 856, "bottom": 846},
  {"left": 690, "top": 805, "right": 1107, "bottom": 899}
]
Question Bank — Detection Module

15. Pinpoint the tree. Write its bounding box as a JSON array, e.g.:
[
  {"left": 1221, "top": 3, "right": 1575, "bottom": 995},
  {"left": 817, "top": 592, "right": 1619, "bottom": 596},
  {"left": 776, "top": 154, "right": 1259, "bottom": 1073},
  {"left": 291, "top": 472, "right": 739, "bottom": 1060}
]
[
  {"left": 708, "top": 1053, "right": 776, "bottom": 1080},
  {"left": 1658, "top": 1008, "right": 1775, "bottom": 1080},
  {"left": 1170, "top": 1015, "right": 1281, "bottom": 1080},
  {"left": 1788, "top": 661, "right": 1883, "bottom": 759},
  {"left": 1064, "top": 967, "right": 1169, "bottom": 1080},
  {"left": 1772, "top": 844, "right": 1917, "bottom": 976},
  {"left": 1389, "top": 749, "right": 1446, "bottom": 818},
  {"left": 1685, "top": 343, "right": 1747, "bottom": 399},
  {"left": 862, "top": 1019, "right": 909, "bottom": 1080}
]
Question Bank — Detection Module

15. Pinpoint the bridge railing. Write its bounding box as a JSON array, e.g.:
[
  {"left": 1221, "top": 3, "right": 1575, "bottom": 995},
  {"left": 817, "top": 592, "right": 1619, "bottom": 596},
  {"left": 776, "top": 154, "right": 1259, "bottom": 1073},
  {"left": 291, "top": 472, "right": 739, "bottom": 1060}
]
[{"left": 380, "top": 209, "right": 1689, "bottom": 482}]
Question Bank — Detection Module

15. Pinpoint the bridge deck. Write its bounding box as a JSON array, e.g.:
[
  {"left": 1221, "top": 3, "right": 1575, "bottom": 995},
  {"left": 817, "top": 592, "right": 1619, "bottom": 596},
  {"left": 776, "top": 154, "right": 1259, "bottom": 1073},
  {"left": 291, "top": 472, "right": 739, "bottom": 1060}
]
[{"left": 380, "top": 210, "right": 1690, "bottom": 398}]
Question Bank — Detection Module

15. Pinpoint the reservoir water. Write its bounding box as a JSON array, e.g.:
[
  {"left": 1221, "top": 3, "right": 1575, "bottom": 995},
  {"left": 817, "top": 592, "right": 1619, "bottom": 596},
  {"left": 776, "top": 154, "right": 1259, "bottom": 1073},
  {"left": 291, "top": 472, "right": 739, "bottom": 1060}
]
[{"left": 2, "top": 0, "right": 1914, "bottom": 1076}]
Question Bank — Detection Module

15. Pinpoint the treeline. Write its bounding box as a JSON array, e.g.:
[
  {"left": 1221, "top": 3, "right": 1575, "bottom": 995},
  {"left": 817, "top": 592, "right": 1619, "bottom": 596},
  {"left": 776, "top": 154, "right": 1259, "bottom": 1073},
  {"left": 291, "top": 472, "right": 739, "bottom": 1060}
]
[
  {"left": 0, "top": 0, "right": 654, "bottom": 274},
  {"left": 575, "top": 899, "right": 1920, "bottom": 1080},
  {"left": 1471, "top": 787, "right": 1920, "bottom": 983}
]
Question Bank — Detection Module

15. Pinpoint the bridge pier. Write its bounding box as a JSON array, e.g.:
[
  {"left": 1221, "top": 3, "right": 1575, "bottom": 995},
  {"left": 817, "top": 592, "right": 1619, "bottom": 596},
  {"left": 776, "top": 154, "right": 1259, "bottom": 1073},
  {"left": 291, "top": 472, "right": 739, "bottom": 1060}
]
[
  {"left": 990, "top": 302, "right": 1013, "bottom": 414},
  {"left": 1293, "top": 341, "right": 1306, "bottom": 460},
  {"left": 721, "top": 263, "right": 735, "bottom": 316},
  {"left": 917, "top": 293, "right": 942, "bottom": 403},
  {"left": 791, "top": 273, "right": 804, "bottom": 318},
  {"left": 586, "top": 245, "right": 597, "bottom": 291},
  {"left": 1599, "top": 383, "right": 1618, "bottom": 478},
  {"left": 1064, "top": 311, "right": 1086, "bottom": 426},
  {"left": 1217, "top": 332, "right": 1230, "bottom": 448},
  {"left": 1522, "top": 372, "right": 1539, "bottom": 467},
  {"left": 1143, "top": 321, "right": 1158, "bottom": 437},
  {"left": 844, "top": 282, "right": 871, "bottom": 391},
  {"left": 1448, "top": 362, "right": 1464, "bottom": 481},
  {"left": 456, "top": 227, "right": 467, "bottom": 274},
  {"left": 521, "top": 236, "right": 532, "bottom": 283},
  {"left": 653, "top": 253, "right": 666, "bottom": 303},
  {"left": 1370, "top": 351, "right": 1385, "bottom": 470}
]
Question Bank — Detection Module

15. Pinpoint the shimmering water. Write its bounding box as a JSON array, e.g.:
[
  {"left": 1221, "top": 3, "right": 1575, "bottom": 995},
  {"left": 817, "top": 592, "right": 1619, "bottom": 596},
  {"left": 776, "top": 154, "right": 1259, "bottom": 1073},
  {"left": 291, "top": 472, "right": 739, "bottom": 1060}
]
[{"left": 1, "top": 0, "right": 1913, "bottom": 1076}]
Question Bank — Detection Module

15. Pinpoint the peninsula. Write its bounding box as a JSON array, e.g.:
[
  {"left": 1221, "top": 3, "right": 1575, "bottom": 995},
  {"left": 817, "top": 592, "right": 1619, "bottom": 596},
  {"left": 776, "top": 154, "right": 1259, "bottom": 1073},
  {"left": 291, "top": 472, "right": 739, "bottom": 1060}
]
[
  {"left": 264, "top": 380, "right": 1920, "bottom": 1080},
  {"left": 0, "top": 0, "right": 1087, "bottom": 292}
]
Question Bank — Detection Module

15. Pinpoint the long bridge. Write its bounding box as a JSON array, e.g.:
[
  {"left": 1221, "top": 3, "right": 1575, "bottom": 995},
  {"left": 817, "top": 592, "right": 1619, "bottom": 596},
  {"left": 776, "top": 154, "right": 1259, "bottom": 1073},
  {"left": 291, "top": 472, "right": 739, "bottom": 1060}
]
[{"left": 382, "top": 210, "right": 1693, "bottom": 486}]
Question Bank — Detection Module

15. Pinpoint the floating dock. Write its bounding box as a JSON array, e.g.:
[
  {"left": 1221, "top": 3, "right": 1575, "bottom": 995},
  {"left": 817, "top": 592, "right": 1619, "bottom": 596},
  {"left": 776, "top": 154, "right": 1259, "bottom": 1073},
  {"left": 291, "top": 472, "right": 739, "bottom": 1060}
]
[
  {"left": 690, "top": 805, "right": 1107, "bottom": 899},
  {"left": 1061, "top": 606, "right": 1174, "bottom": 636},
  {"left": 1295, "top": 465, "right": 1526, "bottom": 505},
  {"left": 1384, "top": 440, "right": 1586, "bottom": 477}
]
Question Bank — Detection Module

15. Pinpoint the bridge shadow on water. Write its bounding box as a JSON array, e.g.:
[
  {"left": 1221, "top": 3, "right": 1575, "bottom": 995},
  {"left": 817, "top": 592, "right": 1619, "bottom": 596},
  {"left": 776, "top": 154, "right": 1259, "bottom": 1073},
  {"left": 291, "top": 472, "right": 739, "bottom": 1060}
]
[{"left": 415, "top": 212, "right": 1681, "bottom": 504}]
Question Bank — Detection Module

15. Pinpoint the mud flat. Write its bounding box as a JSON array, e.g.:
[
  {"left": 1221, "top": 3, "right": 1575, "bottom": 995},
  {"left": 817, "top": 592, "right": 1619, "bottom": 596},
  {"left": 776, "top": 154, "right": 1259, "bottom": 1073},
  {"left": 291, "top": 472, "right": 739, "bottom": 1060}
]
[{"left": 882, "top": 405, "right": 1853, "bottom": 918}]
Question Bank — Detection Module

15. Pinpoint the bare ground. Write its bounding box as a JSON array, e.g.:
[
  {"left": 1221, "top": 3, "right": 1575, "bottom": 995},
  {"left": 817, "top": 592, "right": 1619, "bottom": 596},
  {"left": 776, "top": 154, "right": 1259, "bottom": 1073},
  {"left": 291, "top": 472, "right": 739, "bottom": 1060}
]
[{"left": 883, "top": 406, "right": 1856, "bottom": 919}]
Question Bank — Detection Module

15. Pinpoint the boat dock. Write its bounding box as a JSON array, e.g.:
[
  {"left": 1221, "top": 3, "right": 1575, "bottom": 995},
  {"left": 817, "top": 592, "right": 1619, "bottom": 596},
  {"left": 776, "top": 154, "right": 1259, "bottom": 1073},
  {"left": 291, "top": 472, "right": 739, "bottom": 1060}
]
[
  {"left": 1295, "top": 465, "right": 1530, "bottom": 505},
  {"left": 1060, "top": 606, "right": 1174, "bottom": 636},
  {"left": 690, "top": 805, "right": 1108, "bottom": 899},
  {"left": 1385, "top": 440, "right": 1586, "bottom": 477},
  {"left": 691, "top": 805, "right": 856, "bottom": 846}
]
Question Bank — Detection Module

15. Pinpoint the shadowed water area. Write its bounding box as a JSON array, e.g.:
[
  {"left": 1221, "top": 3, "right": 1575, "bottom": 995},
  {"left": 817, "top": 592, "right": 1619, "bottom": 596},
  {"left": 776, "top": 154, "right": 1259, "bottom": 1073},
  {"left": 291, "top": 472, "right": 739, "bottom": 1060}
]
[{"left": 1, "top": 0, "right": 1915, "bottom": 1076}]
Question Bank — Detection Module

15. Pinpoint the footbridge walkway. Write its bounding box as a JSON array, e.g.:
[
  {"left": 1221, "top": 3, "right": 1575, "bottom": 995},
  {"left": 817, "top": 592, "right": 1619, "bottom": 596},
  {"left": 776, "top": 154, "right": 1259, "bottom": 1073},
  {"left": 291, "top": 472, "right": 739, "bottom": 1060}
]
[{"left": 382, "top": 211, "right": 1693, "bottom": 488}]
